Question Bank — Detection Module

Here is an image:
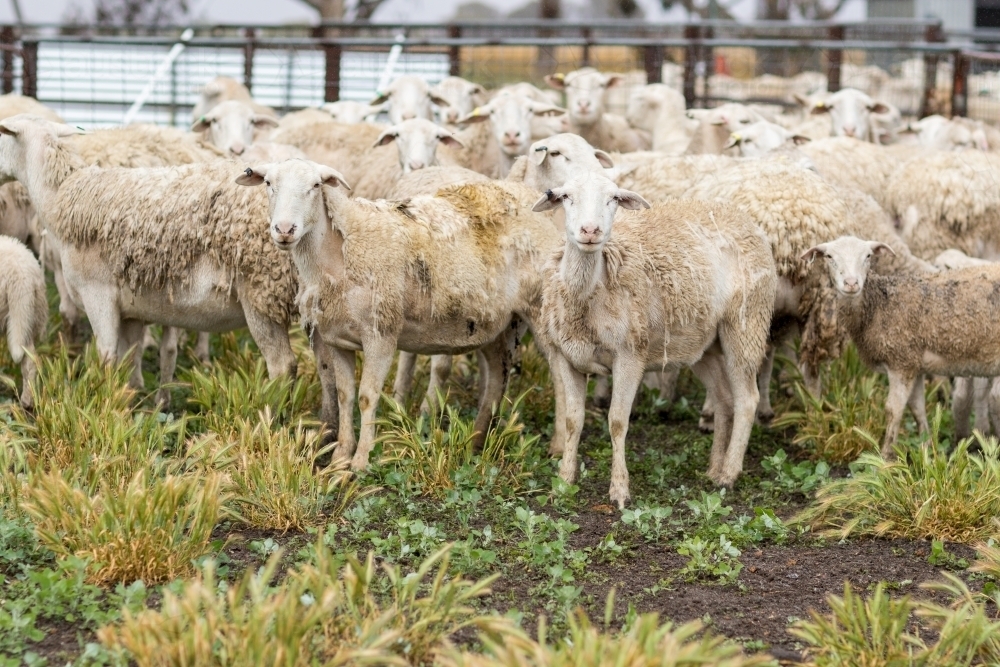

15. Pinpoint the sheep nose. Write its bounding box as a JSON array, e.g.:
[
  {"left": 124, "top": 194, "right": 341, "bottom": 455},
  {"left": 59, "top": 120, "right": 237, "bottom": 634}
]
[
  {"left": 230, "top": 143, "right": 245, "bottom": 156},
  {"left": 843, "top": 277, "right": 859, "bottom": 292},
  {"left": 273, "top": 222, "right": 295, "bottom": 237},
  {"left": 843, "top": 126, "right": 856, "bottom": 137},
  {"left": 578, "top": 100, "right": 591, "bottom": 111},
  {"left": 580, "top": 225, "right": 601, "bottom": 239},
  {"left": 408, "top": 160, "right": 425, "bottom": 171},
  {"left": 503, "top": 130, "right": 521, "bottom": 144},
  {"left": 402, "top": 112, "right": 416, "bottom": 120},
  {"left": 446, "top": 110, "right": 459, "bottom": 123}
]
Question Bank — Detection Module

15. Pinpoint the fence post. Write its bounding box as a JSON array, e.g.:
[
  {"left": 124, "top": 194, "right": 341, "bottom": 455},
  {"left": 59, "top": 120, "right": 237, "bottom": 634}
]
[
  {"left": 920, "top": 22, "right": 944, "bottom": 118},
  {"left": 951, "top": 50, "right": 969, "bottom": 118},
  {"left": 826, "top": 24, "right": 844, "bottom": 93},
  {"left": 581, "top": 26, "right": 591, "bottom": 68},
  {"left": 682, "top": 24, "right": 698, "bottom": 107},
  {"left": 244, "top": 27, "right": 255, "bottom": 93},
  {"left": 1, "top": 26, "right": 13, "bottom": 95},
  {"left": 313, "top": 25, "right": 340, "bottom": 103},
  {"left": 644, "top": 42, "right": 663, "bottom": 85},
  {"left": 448, "top": 25, "right": 461, "bottom": 77},
  {"left": 21, "top": 38, "right": 36, "bottom": 99}
]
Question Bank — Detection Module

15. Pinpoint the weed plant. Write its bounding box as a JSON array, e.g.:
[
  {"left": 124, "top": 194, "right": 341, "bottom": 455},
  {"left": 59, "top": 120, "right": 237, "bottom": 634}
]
[{"left": 793, "top": 429, "right": 1000, "bottom": 543}]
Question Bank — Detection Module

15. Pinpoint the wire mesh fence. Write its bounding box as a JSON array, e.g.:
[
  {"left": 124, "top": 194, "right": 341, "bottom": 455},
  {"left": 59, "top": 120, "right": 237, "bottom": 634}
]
[{"left": 0, "top": 20, "right": 986, "bottom": 129}]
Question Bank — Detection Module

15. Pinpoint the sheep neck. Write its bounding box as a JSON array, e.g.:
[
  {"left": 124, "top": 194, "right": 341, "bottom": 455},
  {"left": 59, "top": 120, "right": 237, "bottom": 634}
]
[
  {"left": 293, "top": 200, "right": 346, "bottom": 290},
  {"left": 560, "top": 239, "right": 606, "bottom": 301},
  {"left": 22, "top": 136, "right": 84, "bottom": 224}
]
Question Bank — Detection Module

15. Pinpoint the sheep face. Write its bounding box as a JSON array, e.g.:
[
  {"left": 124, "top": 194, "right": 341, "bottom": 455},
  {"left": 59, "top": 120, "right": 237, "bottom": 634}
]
[
  {"left": 726, "top": 121, "right": 808, "bottom": 157},
  {"left": 320, "top": 100, "right": 386, "bottom": 124},
  {"left": 458, "top": 93, "right": 565, "bottom": 158},
  {"left": 801, "top": 235, "right": 894, "bottom": 297},
  {"left": 689, "top": 102, "right": 761, "bottom": 132},
  {"left": 236, "top": 160, "right": 352, "bottom": 250},
  {"left": 191, "top": 100, "right": 278, "bottom": 157},
  {"left": 531, "top": 172, "right": 649, "bottom": 253},
  {"left": 373, "top": 118, "right": 463, "bottom": 174},
  {"left": 371, "top": 75, "right": 449, "bottom": 125},
  {"left": 430, "top": 76, "right": 486, "bottom": 125},
  {"left": 0, "top": 114, "right": 80, "bottom": 185},
  {"left": 811, "top": 88, "right": 889, "bottom": 141},
  {"left": 526, "top": 133, "right": 614, "bottom": 191},
  {"left": 546, "top": 68, "right": 622, "bottom": 127}
]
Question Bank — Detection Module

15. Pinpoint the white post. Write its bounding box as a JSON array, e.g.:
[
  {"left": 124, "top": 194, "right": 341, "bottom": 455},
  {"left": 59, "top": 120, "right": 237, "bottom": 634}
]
[
  {"left": 122, "top": 27, "right": 194, "bottom": 126},
  {"left": 376, "top": 31, "right": 406, "bottom": 94}
]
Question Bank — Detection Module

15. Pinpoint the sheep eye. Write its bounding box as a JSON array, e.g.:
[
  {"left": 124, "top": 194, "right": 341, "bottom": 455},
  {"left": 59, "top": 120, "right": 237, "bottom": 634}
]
[
  {"left": 264, "top": 180, "right": 271, "bottom": 187},
  {"left": 740, "top": 119, "right": 751, "bottom": 124},
  {"left": 550, "top": 151, "right": 561, "bottom": 157},
  {"left": 744, "top": 138, "right": 753, "bottom": 143},
  {"left": 313, "top": 183, "right": 321, "bottom": 189}
]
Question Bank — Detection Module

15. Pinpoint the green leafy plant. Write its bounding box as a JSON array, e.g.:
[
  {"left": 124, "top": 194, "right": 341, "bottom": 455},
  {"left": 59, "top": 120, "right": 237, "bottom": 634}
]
[
  {"left": 926, "top": 540, "right": 969, "bottom": 571},
  {"left": 760, "top": 449, "right": 831, "bottom": 495},
  {"left": 793, "top": 433, "right": 1000, "bottom": 543},
  {"left": 677, "top": 536, "right": 743, "bottom": 585},
  {"left": 620, "top": 504, "right": 673, "bottom": 543}
]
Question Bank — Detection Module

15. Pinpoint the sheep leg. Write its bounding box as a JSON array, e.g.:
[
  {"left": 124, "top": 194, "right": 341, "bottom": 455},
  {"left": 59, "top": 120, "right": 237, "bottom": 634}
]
[
  {"left": 973, "top": 377, "right": 991, "bottom": 435},
  {"left": 693, "top": 353, "right": 734, "bottom": 484},
  {"left": 549, "top": 353, "right": 568, "bottom": 456},
  {"left": 989, "top": 378, "right": 1000, "bottom": 436},
  {"left": 193, "top": 331, "right": 211, "bottom": 365},
  {"left": 17, "top": 345, "right": 37, "bottom": 410},
  {"left": 311, "top": 335, "right": 339, "bottom": 435},
  {"left": 799, "top": 359, "right": 822, "bottom": 398},
  {"left": 906, "top": 373, "right": 929, "bottom": 437},
  {"left": 329, "top": 346, "right": 358, "bottom": 463},
  {"left": 155, "top": 326, "right": 181, "bottom": 408},
  {"left": 351, "top": 337, "right": 397, "bottom": 470},
  {"left": 554, "top": 353, "right": 587, "bottom": 485},
  {"left": 882, "top": 369, "right": 917, "bottom": 459},
  {"left": 142, "top": 326, "right": 157, "bottom": 351},
  {"left": 756, "top": 344, "right": 776, "bottom": 423},
  {"left": 78, "top": 285, "right": 120, "bottom": 365},
  {"left": 422, "top": 355, "right": 454, "bottom": 415},
  {"left": 953, "top": 376, "right": 973, "bottom": 441},
  {"left": 593, "top": 374, "right": 611, "bottom": 408},
  {"left": 698, "top": 393, "right": 716, "bottom": 432},
  {"left": 118, "top": 318, "right": 146, "bottom": 391},
  {"left": 472, "top": 338, "right": 512, "bottom": 450},
  {"left": 52, "top": 263, "right": 79, "bottom": 338},
  {"left": 608, "top": 357, "right": 645, "bottom": 509},
  {"left": 392, "top": 352, "right": 417, "bottom": 405},
  {"left": 243, "top": 308, "right": 297, "bottom": 378}
]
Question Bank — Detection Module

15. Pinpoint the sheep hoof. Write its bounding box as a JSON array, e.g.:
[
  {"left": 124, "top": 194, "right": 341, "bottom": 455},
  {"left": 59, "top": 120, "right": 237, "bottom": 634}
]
[
  {"left": 154, "top": 389, "right": 171, "bottom": 411},
  {"left": 548, "top": 442, "right": 565, "bottom": 456},
  {"left": 609, "top": 488, "right": 630, "bottom": 510},
  {"left": 756, "top": 409, "right": 775, "bottom": 424},
  {"left": 709, "top": 469, "right": 738, "bottom": 489},
  {"left": 698, "top": 415, "right": 715, "bottom": 433}
]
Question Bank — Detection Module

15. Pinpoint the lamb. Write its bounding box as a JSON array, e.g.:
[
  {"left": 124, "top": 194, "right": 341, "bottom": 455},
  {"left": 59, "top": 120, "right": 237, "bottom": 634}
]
[
  {"left": 545, "top": 68, "right": 649, "bottom": 153},
  {"left": 807, "top": 88, "right": 891, "bottom": 142},
  {"left": 0, "top": 235, "right": 47, "bottom": 409},
  {"left": 430, "top": 76, "right": 487, "bottom": 126},
  {"left": 192, "top": 76, "right": 275, "bottom": 119},
  {"left": 625, "top": 83, "right": 693, "bottom": 154},
  {"left": 532, "top": 171, "right": 775, "bottom": 505},
  {"left": 0, "top": 115, "right": 336, "bottom": 423},
  {"left": 455, "top": 92, "right": 566, "bottom": 177},
  {"left": 371, "top": 74, "right": 450, "bottom": 125},
  {"left": 803, "top": 235, "right": 1000, "bottom": 457},
  {"left": 932, "top": 249, "right": 1000, "bottom": 439},
  {"left": 237, "top": 159, "right": 563, "bottom": 469}
]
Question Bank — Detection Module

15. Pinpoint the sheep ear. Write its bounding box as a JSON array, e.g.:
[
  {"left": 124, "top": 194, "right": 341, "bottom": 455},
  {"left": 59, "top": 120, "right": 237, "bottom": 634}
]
[
  {"left": 869, "top": 241, "right": 895, "bottom": 256},
  {"left": 594, "top": 149, "right": 614, "bottom": 168},
  {"left": 191, "top": 115, "right": 211, "bottom": 132},
  {"left": 318, "top": 166, "right": 352, "bottom": 192},
  {"left": 604, "top": 74, "right": 624, "bottom": 89},
  {"left": 800, "top": 245, "right": 828, "bottom": 263},
  {"left": 868, "top": 102, "right": 890, "bottom": 114},
  {"left": 438, "top": 133, "right": 464, "bottom": 149},
  {"left": 373, "top": 129, "right": 399, "bottom": 148},
  {"left": 792, "top": 93, "right": 811, "bottom": 107},
  {"left": 531, "top": 103, "right": 566, "bottom": 118},
  {"left": 55, "top": 124, "right": 84, "bottom": 137},
  {"left": 0, "top": 121, "right": 19, "bottom": 137},
  {"left": 429, "top": 93, "right": 451, "bottom": 107},
  {"left": 252, "top": 115, "right": 279, "bottom": 129},
  {"left": 791, "top": 134, "right": 811, "bottom": 145},
  {"left": 235, "top": 165, "right": 271, "bottom": 186},
  {"left": 533, "top": 146, "right": 549, "bottom": 165},
  {"left": 614, "top": 189, "right": 650, "bottom": 210},
  {"left": 532, "top": 189, "right": 565, "bottom": 212},
  {"left": 724, "top": 132, "right": 742, "bottom": 149},
  {"left": 370, "top": 91, "right": 391, "bottom": 106},
  {"left": 471, "top": 83, "right": 485, "bottom": 95},
  {"left": 545, "top": 73, "right": 567, "bottom": 90},
  {"left": 456, "top": 105, "right": 492, "bottom": 124},
  {"left": 810, "top": 102, "right": 830, "bottom": 115}
]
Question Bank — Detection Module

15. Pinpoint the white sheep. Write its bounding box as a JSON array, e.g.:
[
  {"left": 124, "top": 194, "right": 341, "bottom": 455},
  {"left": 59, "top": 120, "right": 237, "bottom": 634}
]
[
  {"left": 191, "top": 99, "right": 279, "bottom": 158},
  {"left": 192, "top": 76, "right": 276, "bottom": 119},
  {"left": 625, "top": 83, "right": 692, "bottom": 154},
  {"left": 803, "top": 235, "right": 1000, "bottom": 457},
  {"left": 0, "top": 235, "right": 47, "bottom": 409},
  {"left": 725, "top": 121, "right": 811, "bottom": 158},
  {"left": 903, "top": 115, "right": 989, "bottom": 152},
  {"left": 545, "top": 68, "right": 649, "bottom": 153},
  {"left": 683, "top": 102, "right": 767, "bottom": 155},
  {"left": 320, "top": 100, "right": 387, "bottom": 125},
  {"left": 0, "top": 115, "right": 337, "bottom": 422},
  {"left": 371, "top": 74, "right": 450, "bottom": 125},
  {"left": 807, "top": 87, "right": 891, "bottom": 143},
  {"left": 532, "top": 171, "right": 775, "bottom": 505},
  {"left": 430, "top": 76, "right": 487, "bottom": 126},
  {"left": 237, "top": 160, "right": 563, "bottom": 470}
]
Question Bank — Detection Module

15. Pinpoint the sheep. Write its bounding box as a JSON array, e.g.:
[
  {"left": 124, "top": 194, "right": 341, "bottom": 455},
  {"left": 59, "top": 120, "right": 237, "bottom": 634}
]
[
  {"left": 886, "top": 149, "right": 1000, "bottom": 263},
  {"left": 0, "top": 182, "right": 36, "bottom": 248},
  {"left": 0, "top": 115, "right": 336, "bottom": 424},
  {"left": 807, "top": 87, "right": 891, "bottom": 142},
  {"left": 430, "top": 76, "right": 487, "bottom": 126},
  {"left": 799, "top": 137, "right": 899, "bottom": 212},
  {"left": 371, "top": 74, "right": 450, "bottom": 125},
  {"left": 237, "top": 160, "right": 563, "bottom": 469},
  {"left": 454, "top": 93, "right": 566, "bottom": 177},
  {"left": 0, "top": 94, "right": 62, "bottom": 123},
  {"left": 532, "top": 171, "right": 775, "bottom": 505},
  {"left": 932, "top": 249, "right": 1000, "bottom": 439},
  {"left": 276, "top": 107, "right": 340, "bottom": 132},
  {"left": 802, "top": 235, "right": 1000, "bottom": 457},
  {"left": 625, "top": 83, "right": 693, "bottom": 154},
  {"left": 192, "top": 76, "right": 276, "bottom": 119},
  {"left": 390, "top": 165, "right": 489, "bottom": 200},
  {"left": 320, "top": 100, "right": 387, "bottom": 125},
  {"left": 683, "top": 103, "right": 767, "bottom": 155},
  {"left": 610, "top": 151, "right": 736, "bottom": 202},
  {"left": 496, "top": 82, "right": 570, "bottom": 140},
  {"left": 902, "top": 115, "right": 989, "bottom": 152},
  {"left": 191, "top": 100, "right": 279, "bottom": 158},
  {"left": 0, "top": 235, "right": 47, "bottom": 409},
  {"left": 544, "top": 68, "right": 649, "bottom": 153},
  {"left": 725, "top": 121, "right": 810, "bottom": 158}
]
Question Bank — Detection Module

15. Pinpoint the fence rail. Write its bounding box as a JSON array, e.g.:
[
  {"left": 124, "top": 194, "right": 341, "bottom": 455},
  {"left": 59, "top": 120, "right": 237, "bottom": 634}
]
[{"left": 0, "top": 19, "right": 993, "bottom": 129}]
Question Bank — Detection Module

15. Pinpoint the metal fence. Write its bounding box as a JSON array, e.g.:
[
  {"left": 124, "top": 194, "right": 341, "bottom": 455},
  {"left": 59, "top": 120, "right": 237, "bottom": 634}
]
[{"left": 0, "top": 19, "right": 993, "bottom": 129}]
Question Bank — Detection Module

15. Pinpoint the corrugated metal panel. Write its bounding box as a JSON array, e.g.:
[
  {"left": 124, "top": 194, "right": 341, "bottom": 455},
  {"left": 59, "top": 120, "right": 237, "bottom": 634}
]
[{"left": 31, "top": 41, "right": 448, "bottom": 128}]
